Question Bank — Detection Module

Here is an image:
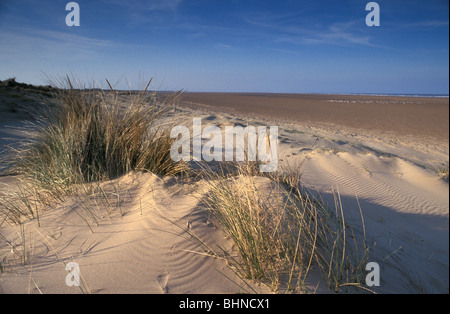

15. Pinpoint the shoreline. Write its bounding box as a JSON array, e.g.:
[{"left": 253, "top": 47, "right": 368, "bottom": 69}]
[
  {"left": 172, "top": 92, "right": 449, "bottom": 173},
  {"left": 176, "top": 92, "right": 449, "bottom": 141}
]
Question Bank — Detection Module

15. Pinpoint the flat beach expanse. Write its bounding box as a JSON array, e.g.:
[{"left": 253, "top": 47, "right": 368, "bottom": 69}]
[
  {"left": 179, "top": 92, "right": 449, "bottom": 140},
  {"left": 1, "top": 85, "right": 448, "bottom": 294}
]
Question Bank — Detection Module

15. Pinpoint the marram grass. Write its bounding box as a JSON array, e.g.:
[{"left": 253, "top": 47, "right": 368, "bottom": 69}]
[
  {"left": 3, "top": 77, "right": 186, "bottom": 200},
  {"left": 201, "top": 162, "right": 371, "bottom": 293}
]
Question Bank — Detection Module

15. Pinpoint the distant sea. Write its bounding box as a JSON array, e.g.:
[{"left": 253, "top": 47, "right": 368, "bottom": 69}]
[
  {"left": 346, "top": 93, "right": 449, "bottom": 98},
  {"left": 133, "top": 90, "right": 450, "bottom": 98}
]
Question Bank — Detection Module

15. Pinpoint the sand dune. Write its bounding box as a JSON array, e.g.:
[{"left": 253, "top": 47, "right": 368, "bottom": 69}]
[
  {"left": 0, "top": 87, "right": 448, "bottom": 294},
  {"left": 170, "top": 101, "right": 449, "bottom": 293},
  {"left": 0, "top": 172, "right": 268, "bottom": 294},
  {"left": 300, "top": 152, "right": 448, "bottom": 293}
]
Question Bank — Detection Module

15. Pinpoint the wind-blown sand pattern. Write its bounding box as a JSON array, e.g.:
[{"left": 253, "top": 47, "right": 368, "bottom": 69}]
[
  {"left": 0, "top": 83, "right": 448, "bottom": 294},
  {"left": 177, "top": 93, "right": 449, "bottom": 293}
]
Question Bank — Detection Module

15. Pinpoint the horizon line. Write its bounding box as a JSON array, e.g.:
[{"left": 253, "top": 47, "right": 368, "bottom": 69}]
[{"left": 1, "top": 77, "right": 449, "bottom": 98}]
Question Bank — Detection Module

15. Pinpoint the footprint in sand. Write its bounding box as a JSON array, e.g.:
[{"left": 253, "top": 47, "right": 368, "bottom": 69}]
[{"left": 157, "top": 271, "right": 169, "bottom": 294}]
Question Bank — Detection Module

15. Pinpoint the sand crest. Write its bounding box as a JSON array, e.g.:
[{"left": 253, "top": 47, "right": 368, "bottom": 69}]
[
  {"left": 0, "top": 172, "right": 269, "bottom": 294},
  {"left": 0, "top": 87, "right": 448, "bottom": 293}
]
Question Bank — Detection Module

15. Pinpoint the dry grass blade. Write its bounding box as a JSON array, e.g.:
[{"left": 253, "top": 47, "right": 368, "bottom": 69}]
[
  {"left": 1, "top": 76, "right": 186, "bottom": 204},
  {"left": 0, "top": 76, "right": 188, "bottom": 227},
  {"left": 201, "top": 161, "right": 371, "bottom": 293}
]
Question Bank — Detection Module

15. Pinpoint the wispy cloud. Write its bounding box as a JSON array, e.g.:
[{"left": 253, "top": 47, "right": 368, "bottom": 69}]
[
  {"left": 0, "top": 26, "right": 116, "bottom": 61},
  {"left": 146, "top": 0, "right": 182, "bottom": 11},
  {"left": 400, "top": 20, "right": 449, "bottom": 28},
  {"left": 213, "top": 43, "right": 237, "bottom": 51},
  {"left": 305, "top": 21, "right": 374, "bottom": 46},
  {"left": 98, "top": 0, "right": 183, "bottom": 28},
  {"left": 244, "top": 16, "right": 377, "bottom": 48},
  {"left": 250, "top": 21, "right": 378, "bottom": 47},
  {"left": 100, "top": 0, "right": 182, "bottom": 12}
]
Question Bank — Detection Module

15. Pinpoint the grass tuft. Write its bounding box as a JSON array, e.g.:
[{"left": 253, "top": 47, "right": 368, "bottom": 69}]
[
  {"left": 201, "top": 161, "right": 371, "bottom": 293},
  {"left": 2, "top": 76, "right": 186, "bottom": 204}
]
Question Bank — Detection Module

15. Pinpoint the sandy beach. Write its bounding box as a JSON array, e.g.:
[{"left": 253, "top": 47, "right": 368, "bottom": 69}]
[
  {"left": 0, "top": 83, "right": 448, "bottom": 294},
  {"left": 179, "top": 93, "right": 449, "bottom": 140},
  {"left": 175, "top": 92, "right": 449, "bottom": 293},
  {"left": 178, "top": 92, "right": 449, "bottom": 173}
]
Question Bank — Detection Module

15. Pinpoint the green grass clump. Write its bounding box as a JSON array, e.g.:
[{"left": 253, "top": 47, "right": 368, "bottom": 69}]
[
  {"left": 202, "top": 162, "right": 370, "bottom": 293},
  {"left": 2, "top": 77, "right": 186, "bottom": 200}
]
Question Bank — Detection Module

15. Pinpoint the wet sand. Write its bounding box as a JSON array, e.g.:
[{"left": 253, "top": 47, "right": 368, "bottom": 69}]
[{"left": 178, "top": 93, "right": 449, "bottom": 140}]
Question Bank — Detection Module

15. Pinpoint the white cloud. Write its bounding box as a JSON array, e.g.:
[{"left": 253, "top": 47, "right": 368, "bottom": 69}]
[
  {"left": 0, "top": 26, "right": 116, "bottom": 62},
  {"left": 402, "top": 20, "right": 449, "bottom": 28},
  {"left": 243, "top": 15, "right": 377, "bottom": 48},
  {"left": 146, "top": 0, "right": 182, "bottom": 11},
  {"left": 213, "top": 43, "right": 235, "bottom": 50},
  {"left": 101, "top": 0, "right": 182, "bottom": 12}
]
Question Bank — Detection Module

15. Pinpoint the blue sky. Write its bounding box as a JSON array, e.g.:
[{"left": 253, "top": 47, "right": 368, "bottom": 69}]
[{"left": 0, "top": 0, "right": 448, "bottom": 94}]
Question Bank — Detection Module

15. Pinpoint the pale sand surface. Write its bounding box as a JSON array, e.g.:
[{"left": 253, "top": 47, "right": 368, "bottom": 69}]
[
  {"left": 0, "top": 89, "right": 448, "bottom": 293},
  {"left": 0, "top": 172, "right": 265, "bottom": 294},
  {"left": 177, "top": 92, "right": 449, "bottom": 173}
]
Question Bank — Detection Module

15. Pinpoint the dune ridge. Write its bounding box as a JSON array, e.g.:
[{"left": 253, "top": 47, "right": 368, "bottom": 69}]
[
  {"left": 0, "top": 84, "right": 448, "bottom": 294},
  {"left": 0, "top": 171, "right": 269, "bottom": 294}
]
